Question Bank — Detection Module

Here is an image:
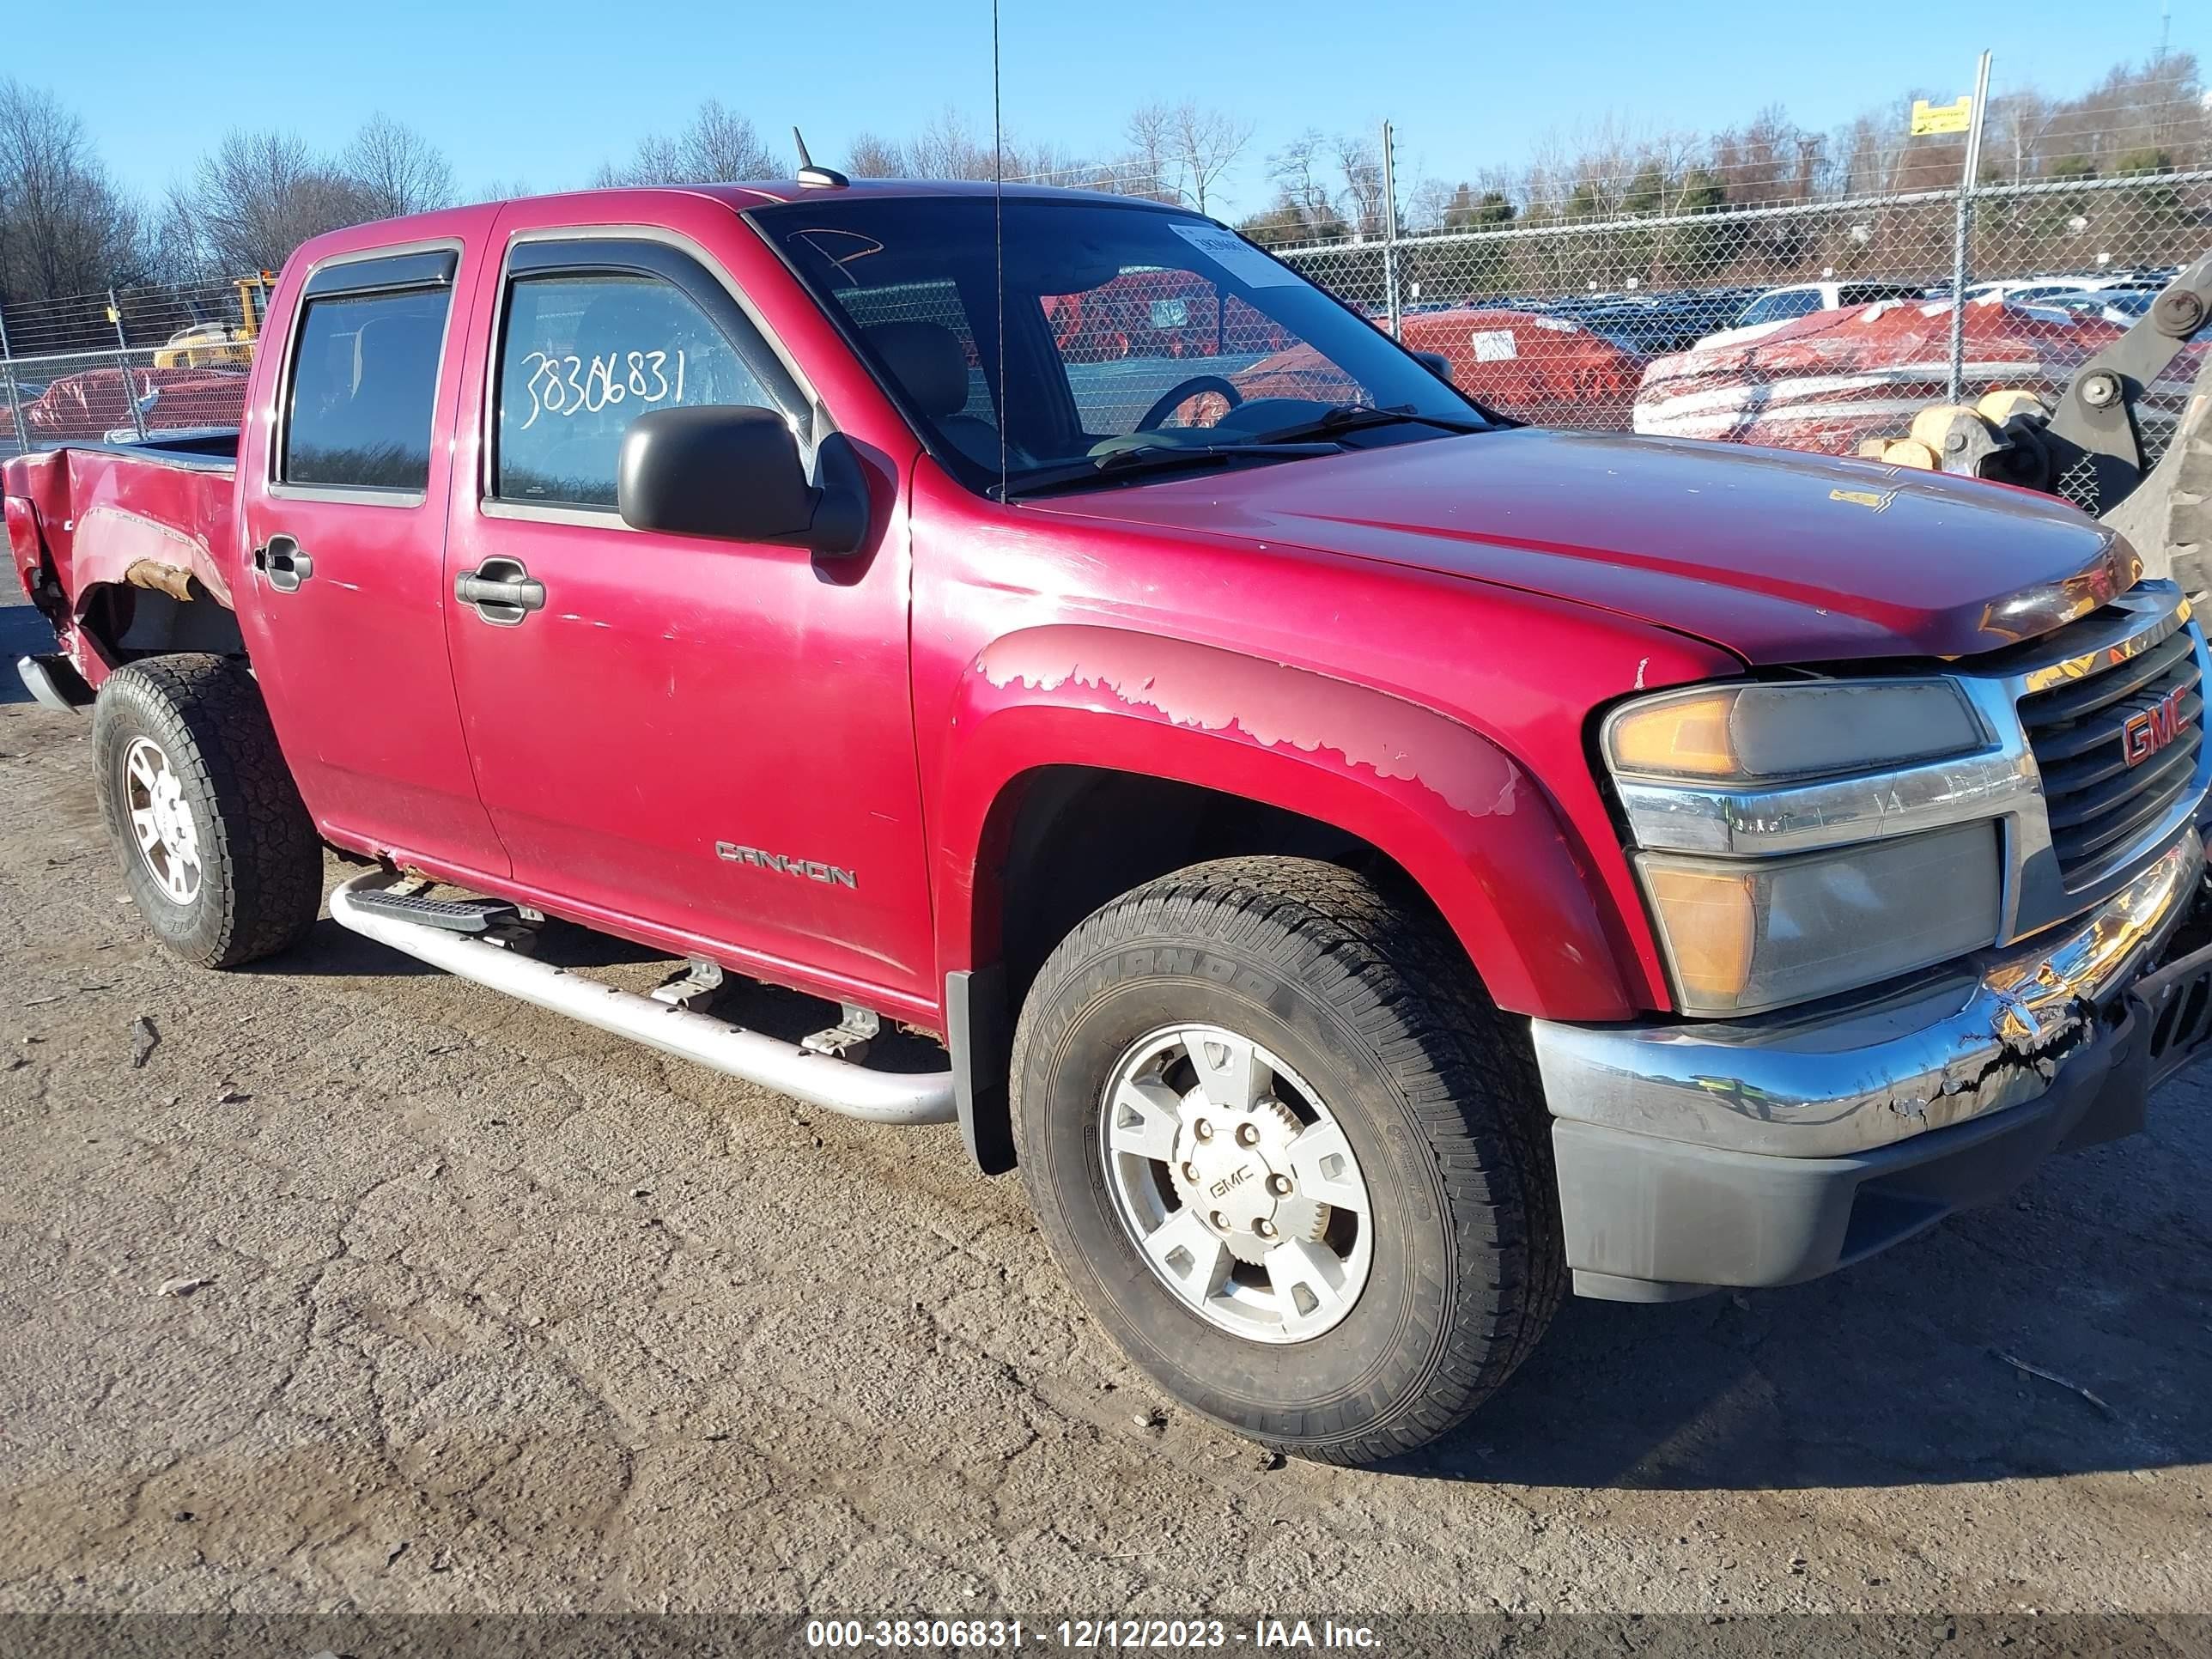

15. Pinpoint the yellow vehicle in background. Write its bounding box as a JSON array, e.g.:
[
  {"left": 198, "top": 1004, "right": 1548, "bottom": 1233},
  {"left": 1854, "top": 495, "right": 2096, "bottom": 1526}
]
[{"left": 151, "top": 275, "right": 273, "bottom": 369}]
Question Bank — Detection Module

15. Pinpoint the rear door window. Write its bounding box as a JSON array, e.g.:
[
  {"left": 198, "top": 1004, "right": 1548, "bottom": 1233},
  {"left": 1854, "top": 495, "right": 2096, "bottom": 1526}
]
[{"left": 283, "top": 284, "right": 453, "bottom": 492}]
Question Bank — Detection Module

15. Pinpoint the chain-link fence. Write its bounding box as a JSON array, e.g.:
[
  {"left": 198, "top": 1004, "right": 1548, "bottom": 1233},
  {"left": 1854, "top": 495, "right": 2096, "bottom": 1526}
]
[
  {"left": 1272, "top": 173, "right": 2203, "bottom": 475},
  {"left": 0, "top": 276, "right": 269, "bottom": 459},
  {"left": 4, "top": 68, "right": 2205, "bottom": 484},
  {"left": 1267, "top": 70, "right": 2208, "bottom": 495}
]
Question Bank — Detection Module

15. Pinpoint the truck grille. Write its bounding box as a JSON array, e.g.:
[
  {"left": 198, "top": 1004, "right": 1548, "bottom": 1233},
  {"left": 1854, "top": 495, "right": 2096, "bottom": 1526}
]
[{"left": 2019, "top": 623, "right": 2203, "bottom": 881}]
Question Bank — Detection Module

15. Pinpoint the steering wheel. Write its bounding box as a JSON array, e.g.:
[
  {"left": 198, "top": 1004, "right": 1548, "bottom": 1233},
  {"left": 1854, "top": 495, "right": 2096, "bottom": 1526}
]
[{"left": 1135, "top": 374, "right": 1243, "bottom": 432}]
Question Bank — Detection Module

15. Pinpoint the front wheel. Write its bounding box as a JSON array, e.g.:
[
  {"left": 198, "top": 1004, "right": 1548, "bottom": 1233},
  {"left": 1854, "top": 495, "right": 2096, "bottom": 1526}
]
[
  {"left": 1012, "top": 857, "right": 1564, "bottom": 1466},
  {"left": 92, "top": 655, "right": 323, "bottom": 969}
]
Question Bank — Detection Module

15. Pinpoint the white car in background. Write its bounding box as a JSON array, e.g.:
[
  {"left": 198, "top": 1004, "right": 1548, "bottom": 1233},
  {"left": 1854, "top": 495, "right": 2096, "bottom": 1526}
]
[
  {"left": 1691, "top": 279, "right": 1928, "bottom": 350},
  {"left": 1966, "top": 275, "right": 2144, "bottom": 306}
]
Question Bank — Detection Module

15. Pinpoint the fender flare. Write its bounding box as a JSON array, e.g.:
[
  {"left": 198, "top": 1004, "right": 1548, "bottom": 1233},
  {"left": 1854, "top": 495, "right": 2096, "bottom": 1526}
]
[{"left": 936, "top": 623, "right": 1644, "bottom": 1021}]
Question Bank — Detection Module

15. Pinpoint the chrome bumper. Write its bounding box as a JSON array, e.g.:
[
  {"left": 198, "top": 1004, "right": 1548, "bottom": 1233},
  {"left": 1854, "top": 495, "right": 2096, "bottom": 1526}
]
[
  {"left": 1531, "top": 827, "right": 2206, "bottom": 1160},
  {"left": 14, "top": 653, "right": 88, "bottom": 714}
]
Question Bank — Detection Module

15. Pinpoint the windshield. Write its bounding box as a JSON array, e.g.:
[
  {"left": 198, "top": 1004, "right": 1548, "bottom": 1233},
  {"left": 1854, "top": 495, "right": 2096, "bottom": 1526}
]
[{"left": 752, "top": 194, "right": 1489, "bottom": 496}]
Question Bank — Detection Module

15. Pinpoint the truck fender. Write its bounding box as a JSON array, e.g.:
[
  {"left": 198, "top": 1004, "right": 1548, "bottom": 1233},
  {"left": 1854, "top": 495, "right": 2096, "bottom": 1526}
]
[{"left": 938, "top": 623, "right": 1643, "bottom": 1022}]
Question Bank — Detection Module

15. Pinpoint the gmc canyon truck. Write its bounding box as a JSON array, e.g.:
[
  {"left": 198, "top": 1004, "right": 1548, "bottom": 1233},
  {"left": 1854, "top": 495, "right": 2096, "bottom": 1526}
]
[{"left": 9, "top": 179, "right": 2212, "bottom": 1468}]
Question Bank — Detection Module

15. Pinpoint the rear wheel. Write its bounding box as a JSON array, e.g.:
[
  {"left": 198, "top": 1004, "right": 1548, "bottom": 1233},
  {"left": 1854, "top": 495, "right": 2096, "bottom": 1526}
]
[
  {"left": 92, "top": 655, "right": 323, "bottom": 969},
  {"left": 1012, "top": 856, "right": 1564, "bottom": 1466}
]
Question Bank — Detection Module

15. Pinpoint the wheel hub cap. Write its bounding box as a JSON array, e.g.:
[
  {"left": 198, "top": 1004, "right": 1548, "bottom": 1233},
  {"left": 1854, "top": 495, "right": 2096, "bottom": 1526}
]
[
  {"left": 1166, "top": 1095, "right": 1328, "bottom": 1265},
  {"left": 1101, "top": 1024, "right": 1374, "bottom": 1344},
  {"left": 122, "top": 737, "right": 202, "bottom": 905}
]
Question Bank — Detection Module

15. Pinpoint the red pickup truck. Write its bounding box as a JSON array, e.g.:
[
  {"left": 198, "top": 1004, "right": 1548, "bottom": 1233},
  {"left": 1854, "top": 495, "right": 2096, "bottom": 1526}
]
[{"left": 10, "top": 180, "right": 2212, "bottom": 1467}]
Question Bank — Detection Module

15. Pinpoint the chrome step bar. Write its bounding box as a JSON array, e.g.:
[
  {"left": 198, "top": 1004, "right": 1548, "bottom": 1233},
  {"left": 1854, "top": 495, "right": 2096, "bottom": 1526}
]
[{"left": 327, "top": 872, "right": 956, "bottom": 1125}]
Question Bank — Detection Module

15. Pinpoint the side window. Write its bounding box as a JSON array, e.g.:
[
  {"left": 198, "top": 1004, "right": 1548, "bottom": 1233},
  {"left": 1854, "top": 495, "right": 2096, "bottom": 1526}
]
[
  {"left": 283, "top": 285, "right": 451, "bottom": 491},
  {"left": 495, "top": 271, "right": 775, "bottom": 508}
]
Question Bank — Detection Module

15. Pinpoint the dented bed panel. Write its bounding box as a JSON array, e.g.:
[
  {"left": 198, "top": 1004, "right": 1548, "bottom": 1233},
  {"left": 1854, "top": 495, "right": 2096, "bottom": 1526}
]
[
  {"left": 3, "top": 445, "right": 240, "bottom": 690},
  {"left": 52, "top": 446, "right": 240, "bottom": 609}
]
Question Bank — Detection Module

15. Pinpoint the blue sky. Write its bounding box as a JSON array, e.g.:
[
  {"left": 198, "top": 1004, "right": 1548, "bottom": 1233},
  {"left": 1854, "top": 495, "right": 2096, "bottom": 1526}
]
[{"left": 11, "top": 0, "right": 2200, "bottom": 217}]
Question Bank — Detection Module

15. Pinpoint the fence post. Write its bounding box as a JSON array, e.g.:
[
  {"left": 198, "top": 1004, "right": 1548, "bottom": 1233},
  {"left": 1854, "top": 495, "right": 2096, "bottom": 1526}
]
[
  {"left": 0, "top": 301, "right": 23, "bottom": 455},
  {"left": 1947, "top": 50, "right": 1994, "bottom": 404},
  {"left": 109, "top": 286, "right": 148, "bottom": 442},
  {"left": 1380, "top": 120, "right": 1403, "bottom": 339}
]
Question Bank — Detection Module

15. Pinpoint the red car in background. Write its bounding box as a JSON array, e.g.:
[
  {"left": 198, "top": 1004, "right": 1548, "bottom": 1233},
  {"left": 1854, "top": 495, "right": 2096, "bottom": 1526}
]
[
  {"left": 0, "top": 363, "right": 247, "bottom": 446},
  {"left": 1396, "top": 307, "right": 1648, "bottom": 428}
]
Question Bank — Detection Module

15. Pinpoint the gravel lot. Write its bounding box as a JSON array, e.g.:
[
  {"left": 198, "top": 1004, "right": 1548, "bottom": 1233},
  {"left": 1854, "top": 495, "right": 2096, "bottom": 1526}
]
[{"left": 2, "top": 586, "right": 2209, "bottom": 1632}]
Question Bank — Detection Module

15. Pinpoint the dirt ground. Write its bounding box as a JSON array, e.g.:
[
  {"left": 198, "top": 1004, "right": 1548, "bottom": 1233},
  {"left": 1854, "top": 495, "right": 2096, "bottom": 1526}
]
[{"left": 2, "top": 588, "right": 2209, "bottom": 1631}]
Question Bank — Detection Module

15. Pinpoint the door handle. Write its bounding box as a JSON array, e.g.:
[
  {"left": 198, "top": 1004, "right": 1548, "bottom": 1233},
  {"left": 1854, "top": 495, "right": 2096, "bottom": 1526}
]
[
  {"left": 256, "top": 534, "right": 313, "bottom": 593},
  {"left": 454, "top": 557, "right": 546, "bottom": 627}
]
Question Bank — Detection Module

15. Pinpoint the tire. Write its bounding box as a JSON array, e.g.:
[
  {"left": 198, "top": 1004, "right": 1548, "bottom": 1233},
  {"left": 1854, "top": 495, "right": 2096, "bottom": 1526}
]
[
  {"left": 1012, "top": 856, "right": 1564, "bottom": 1467},
  {"left": 92, "top": 654, "right": 323, "bottom": 969}
]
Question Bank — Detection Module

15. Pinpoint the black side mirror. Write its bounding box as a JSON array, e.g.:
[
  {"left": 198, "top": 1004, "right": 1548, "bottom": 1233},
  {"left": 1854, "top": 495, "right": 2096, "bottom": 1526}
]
[
  {"left": 617, "top": 405, "right": 869, "bottom": 555},
  {"left": 1413, "top": 349, "right": 1453, "bottom": 385}
]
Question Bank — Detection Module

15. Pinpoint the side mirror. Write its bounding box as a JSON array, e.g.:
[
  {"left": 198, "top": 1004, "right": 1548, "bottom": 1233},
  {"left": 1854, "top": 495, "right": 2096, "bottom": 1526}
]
[
  {"left": 1413, "top": 349, "right": 1454, "bottom": 385},
  {"left": 617, "top": 405, "right": 868, "bottom": 555}
]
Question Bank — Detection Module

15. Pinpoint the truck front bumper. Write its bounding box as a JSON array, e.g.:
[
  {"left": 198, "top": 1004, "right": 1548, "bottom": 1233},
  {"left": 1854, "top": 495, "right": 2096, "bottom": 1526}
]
[{"left": 1532, "top": 829, "right": 2212, "bottom": 1302}]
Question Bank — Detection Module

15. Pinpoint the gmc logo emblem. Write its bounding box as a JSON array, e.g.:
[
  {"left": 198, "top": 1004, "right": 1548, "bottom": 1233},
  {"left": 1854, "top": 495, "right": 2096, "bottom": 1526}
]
[{"left": 2122, "top": 686, "right": 2194, "bottom": 767}]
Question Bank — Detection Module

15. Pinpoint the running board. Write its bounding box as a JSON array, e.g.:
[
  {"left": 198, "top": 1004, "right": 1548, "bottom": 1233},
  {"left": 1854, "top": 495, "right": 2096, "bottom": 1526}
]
[
  {"left": 344, "top": 887, "right": 523, "bottom": 933},
  {"left": 327, "top": 872, "right": 955, "bottom": 1126}
]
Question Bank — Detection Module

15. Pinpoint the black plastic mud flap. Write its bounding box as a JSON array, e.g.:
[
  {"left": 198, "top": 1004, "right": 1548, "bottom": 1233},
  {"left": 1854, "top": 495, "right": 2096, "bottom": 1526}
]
[{"left": 945, "top": 965, "right": 1016, "bottom": 1175}]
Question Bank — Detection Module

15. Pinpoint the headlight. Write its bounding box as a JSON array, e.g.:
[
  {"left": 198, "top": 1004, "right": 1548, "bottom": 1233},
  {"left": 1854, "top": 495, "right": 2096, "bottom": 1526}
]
[
  {"left": 1638, "top": 823, "right": 2002, "bottom": 1017},
  {"left": 1605, "top": 680, "right": 1987, "bottom": 783}
]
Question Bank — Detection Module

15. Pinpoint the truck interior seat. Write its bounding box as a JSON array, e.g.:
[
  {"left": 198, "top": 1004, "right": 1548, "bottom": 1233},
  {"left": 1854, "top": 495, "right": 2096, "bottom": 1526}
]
[{"left": 865, "top": 320, "right": 1006, "bottom": 471}]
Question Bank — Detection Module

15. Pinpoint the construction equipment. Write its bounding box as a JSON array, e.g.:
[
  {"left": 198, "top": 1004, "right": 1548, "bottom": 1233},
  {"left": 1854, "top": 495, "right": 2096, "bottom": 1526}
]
[
  {"left": 151, "top": 275, "right": 274, "bottom": 370},
  {"left": 1856, "top": 250, "right": 2211, "bottom": 596}
]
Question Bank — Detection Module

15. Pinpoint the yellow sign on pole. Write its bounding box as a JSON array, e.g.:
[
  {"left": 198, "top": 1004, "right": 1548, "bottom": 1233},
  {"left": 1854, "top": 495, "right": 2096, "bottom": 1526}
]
[{"left": 1911, "top": 95, "right": 1973, "bottom": 136}]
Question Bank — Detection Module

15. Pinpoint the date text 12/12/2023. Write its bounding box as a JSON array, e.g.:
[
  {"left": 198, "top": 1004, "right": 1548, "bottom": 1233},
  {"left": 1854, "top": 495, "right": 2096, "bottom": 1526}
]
[{"left": 803, "top": 1620, "right": 1383, "bottom": 1650}]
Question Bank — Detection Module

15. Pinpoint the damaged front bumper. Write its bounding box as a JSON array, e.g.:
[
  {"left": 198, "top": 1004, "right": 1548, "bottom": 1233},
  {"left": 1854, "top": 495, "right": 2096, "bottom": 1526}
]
[{"left": 1533, "top": 828, "right": 2212, "bottom": 1302}]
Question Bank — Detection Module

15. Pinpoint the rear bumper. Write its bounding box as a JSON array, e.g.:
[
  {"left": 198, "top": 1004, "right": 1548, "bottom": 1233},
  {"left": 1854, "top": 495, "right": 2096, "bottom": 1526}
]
[{"left": 1533, "top": 829, "right": 2212, "bottom": 1302}]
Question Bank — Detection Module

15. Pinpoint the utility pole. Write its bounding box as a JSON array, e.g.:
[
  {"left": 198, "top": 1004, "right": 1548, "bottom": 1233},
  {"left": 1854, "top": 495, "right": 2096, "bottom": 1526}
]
[
  {"left": 109, "top": 288, "right": 147, "bottom": 442},
  {"left": 1381, "top": 119, "right": 1402, "bottom": 339},
  {"left": 1947, "top": 51, "right": 1993, "bottom": 405}
]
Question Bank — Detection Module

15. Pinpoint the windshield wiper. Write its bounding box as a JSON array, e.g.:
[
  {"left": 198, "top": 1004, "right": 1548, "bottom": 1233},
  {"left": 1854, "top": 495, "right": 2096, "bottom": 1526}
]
[
  {"left": 1250, "top": 404, "right": 1490, "bottom": 444},
  {"left": 1000, "top": 441, "right": 1340, "bottom": 500}
]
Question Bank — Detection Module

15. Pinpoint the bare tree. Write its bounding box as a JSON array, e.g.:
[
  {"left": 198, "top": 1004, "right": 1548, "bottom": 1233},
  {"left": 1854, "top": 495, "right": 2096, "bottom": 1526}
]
[
  {"left": 0, "top": 78, "right": 143, "bottom": 301},
  {"left": 597, "top": 99, "right": 779, "bottom": 185},
  {"left": 1269, "top": 130, "right": 1334, "bottom": 223},
  {"left": 183, "top": 130, "right": 374, "bottom": 276},
  {"left": 1334, "top": 132, "right": 1387, "bottom": 238},
  {"left": 343, "top": 114, "right": 454, "bottom": 219},
  {"left": 905, "top": 107, "right": 997, "bottom": 180},
  {"left": 1171, "top": 103, "right": 1253, "bottom": 216},
  {"left": 1124, "top": 102, "right": 1179, "bottom": 200},
  {"left": 846, "top": 132, "right": 908, "bottom": 178},
  {"left": 143, "top": 184, "right": 213, "bottom": 285}
]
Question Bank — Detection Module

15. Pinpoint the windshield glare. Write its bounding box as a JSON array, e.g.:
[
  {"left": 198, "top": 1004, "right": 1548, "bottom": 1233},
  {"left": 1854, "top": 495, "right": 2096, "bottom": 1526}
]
[{"left": 753, "top": 196, "right": 1487, "bottom": 495}]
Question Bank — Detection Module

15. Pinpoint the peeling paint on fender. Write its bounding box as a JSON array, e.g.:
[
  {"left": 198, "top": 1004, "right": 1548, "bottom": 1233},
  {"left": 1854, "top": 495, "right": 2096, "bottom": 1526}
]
[{"left": 978, "top": 626, "right": 1523, "bottom": 820}]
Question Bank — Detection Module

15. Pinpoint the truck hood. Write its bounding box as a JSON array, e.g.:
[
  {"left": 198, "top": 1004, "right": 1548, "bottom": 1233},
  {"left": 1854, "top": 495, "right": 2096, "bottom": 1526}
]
[{"left": 1024, "top": 428, "right": 2136, "bottom": 665}]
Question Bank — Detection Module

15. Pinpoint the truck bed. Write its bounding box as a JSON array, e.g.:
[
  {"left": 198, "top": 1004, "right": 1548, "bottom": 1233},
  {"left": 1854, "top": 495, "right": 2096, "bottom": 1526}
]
[
  {"left": 3, "top": 434, "right": 243, "bottom": 616},
  {"left": 3, "top": 434, "right": 246, "bottom": 699}
]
